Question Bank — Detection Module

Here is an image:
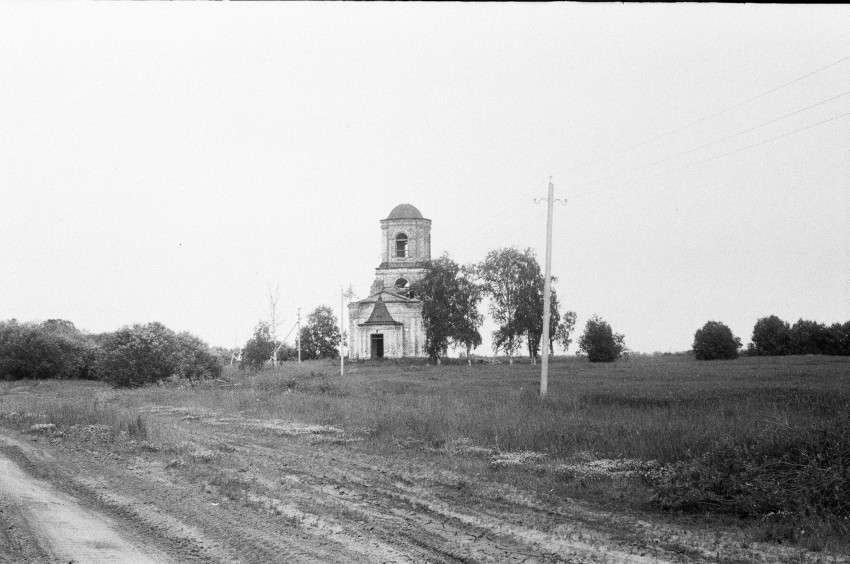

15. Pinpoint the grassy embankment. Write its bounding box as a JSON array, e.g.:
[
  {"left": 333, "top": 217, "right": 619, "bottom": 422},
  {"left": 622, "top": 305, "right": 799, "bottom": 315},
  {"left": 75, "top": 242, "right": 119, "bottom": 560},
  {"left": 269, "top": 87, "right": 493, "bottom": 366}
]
[{"left": 1, "top": 354, "right": 848, "bottom": 553}]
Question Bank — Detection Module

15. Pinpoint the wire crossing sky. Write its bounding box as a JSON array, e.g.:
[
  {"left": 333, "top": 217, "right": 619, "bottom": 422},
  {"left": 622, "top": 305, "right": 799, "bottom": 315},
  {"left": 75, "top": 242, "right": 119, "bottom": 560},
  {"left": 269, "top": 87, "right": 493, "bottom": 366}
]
[{"left": 1, "top": 4, "right": 848, "bottom": 354}]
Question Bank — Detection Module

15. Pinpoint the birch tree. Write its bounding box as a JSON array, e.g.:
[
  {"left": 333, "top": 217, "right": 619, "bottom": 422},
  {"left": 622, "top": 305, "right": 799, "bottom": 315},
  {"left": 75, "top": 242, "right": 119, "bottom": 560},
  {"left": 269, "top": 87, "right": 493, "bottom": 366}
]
[{"left": 479, "top": 247, "right": 542, "bottom": 364}]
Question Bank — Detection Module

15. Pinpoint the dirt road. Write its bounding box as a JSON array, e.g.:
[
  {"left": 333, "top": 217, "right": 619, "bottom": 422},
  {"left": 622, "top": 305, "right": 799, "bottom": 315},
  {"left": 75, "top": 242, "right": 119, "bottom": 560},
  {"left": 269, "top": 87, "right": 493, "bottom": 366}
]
[
  {"left": 0, "top": 436, "right": 173, "bottom": 564},
  {"left": 1, "top": 408, "right": 840, "bottom": 564}
]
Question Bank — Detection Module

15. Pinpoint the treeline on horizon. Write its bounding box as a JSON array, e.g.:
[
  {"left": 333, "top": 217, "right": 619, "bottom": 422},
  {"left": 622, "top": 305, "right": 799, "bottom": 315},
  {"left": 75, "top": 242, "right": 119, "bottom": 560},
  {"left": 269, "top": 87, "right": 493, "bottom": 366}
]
[
  {"left": 0, "top": 319, "right": 224, "bottom": 387},
  {"left": 2, "top": 309, "right": 849, "bottom": 388},
  {"left": 689, "top": 315, "right": 850, "bottom": 362},
  {"left": 746, "top": 315, "right": 850, "bottom": 357}
]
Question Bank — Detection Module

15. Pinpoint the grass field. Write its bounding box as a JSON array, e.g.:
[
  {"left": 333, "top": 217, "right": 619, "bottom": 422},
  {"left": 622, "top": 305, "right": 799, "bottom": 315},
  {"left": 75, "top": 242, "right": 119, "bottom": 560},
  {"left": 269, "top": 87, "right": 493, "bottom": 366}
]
[{"left": 2, "top": 353, "right": 848, "bottom": 554}]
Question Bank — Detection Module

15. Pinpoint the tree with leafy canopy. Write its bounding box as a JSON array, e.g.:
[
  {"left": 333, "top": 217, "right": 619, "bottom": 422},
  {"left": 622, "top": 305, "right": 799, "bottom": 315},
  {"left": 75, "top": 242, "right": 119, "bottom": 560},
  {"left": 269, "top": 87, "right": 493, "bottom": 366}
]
[
  {"left": 479, "top": 247, "right": 543, "bottom": 364},
  {"left": 825, "top": 321, "right": 850, "bottom": 356},
  {"left": 299, "top": 305, "right": 340, "bottom": 360},
  {"left": 693, "top": 321, "right": 741, "bottom": 360},
  {"left": 577, "top": 315, "right": 626, "bottom": 362},
  {"left": 492, "top": 324, "right": 523, "bottom": 359},
  {"left": 413, "top": 256, "right": 484, "bottom": 364},
  {"left": 514, "top": 256, "right": 545, "bottom": 363},
  {"left": 788, "top": 319, "right": 830, "bottom": 356},
  {"left": 748, "top": 315, "right": 790, "bottom": 356},
  {"left": 241, "top": 322, "right": 276, "bottom": 371},
  {"left": 453, "top": 264, "right": 484, "bottom": 363},
  {"left": 413, "top": 255, "right": 457, "bottom": 362},
  {"left": 551, "top": 289, "right": 577, "bottom": 354}
]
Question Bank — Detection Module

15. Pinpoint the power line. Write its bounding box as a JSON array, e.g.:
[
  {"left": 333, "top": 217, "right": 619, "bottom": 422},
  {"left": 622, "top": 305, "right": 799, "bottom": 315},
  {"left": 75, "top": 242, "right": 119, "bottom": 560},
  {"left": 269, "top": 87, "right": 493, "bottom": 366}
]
[
  {"left": 572, "top": 111, "right": 850, "bottom": 199},
  {"left": 455, "top": 195, "right": 530, "bottom": 240},
  {"left": 556, "top": 88, "right": 850, "bottom": 197},
  {"left": 550, "top": 54, "right": 850, "bottom": 179},
  {"left": 488, "top": 215, "right": 540, "bottom": 249},
  {"left": 453, "top": 56, "right": 850, "bottom": 251}
]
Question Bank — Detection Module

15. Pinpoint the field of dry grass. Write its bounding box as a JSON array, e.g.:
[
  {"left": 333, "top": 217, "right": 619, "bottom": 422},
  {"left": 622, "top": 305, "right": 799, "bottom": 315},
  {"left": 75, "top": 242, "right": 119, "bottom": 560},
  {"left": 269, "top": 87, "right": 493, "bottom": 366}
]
[{"left": 1, "top": 353, "right": 848, "bottom": 559}]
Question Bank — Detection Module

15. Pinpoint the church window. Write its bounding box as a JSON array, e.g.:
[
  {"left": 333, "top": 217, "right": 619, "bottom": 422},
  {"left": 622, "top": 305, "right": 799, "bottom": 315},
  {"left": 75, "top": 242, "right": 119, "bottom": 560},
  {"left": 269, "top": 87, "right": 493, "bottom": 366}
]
[
  {"left": 395, "top": 278, "right": 409, "bottom": 289},
  {"left": 395, "top": 233, "right": 408, "bottom": 258}
]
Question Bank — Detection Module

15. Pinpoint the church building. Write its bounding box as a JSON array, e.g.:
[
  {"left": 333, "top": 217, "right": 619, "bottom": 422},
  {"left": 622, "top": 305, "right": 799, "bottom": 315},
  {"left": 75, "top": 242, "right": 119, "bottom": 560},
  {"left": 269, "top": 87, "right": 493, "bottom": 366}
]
[{"left": 348, "top": 204, "right": 430, "bottom": 359}]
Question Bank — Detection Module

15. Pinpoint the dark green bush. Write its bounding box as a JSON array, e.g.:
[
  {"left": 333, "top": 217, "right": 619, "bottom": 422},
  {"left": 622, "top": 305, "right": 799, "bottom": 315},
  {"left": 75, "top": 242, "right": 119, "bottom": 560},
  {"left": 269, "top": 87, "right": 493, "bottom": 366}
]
[
  {"left": 693, "top": 321, "right": 741, "bottom": 360},
  {"left": 96, "top": 322, "right": 221, "bottom": 387},
  {"left": 577, "top": 315, "right": 625, "bottom": 362},
  {"left": 175, "top": 332, "right": 223, "bottom": 382},
  {"left": 0, "top": 319, "right": 98, "bottom": 380},
  {"left": 749, "top": 317, "right": 850, "bottom": 357},
  {"left": 749, "top": 315, "right": 791, "bottom": 356},
  {"left": 789, "top": 319, "right": 831, "bottom": 356},
  {"left": 240, "top": 322, "right": 276, "bottom": 371}
]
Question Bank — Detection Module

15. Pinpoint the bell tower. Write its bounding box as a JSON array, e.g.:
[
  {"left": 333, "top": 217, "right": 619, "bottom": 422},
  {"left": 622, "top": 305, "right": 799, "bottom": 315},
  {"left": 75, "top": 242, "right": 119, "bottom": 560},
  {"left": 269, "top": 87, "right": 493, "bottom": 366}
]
[{"left": 370, "top": 203, "right": 431, "bottom": 295}]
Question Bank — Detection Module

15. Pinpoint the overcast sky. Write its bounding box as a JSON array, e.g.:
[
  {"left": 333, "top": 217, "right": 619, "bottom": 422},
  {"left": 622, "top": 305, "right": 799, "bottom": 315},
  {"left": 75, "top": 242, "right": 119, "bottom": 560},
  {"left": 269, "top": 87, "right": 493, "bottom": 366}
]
[{"left": 1, "top": 4, "right": 848, "bottom": 355}]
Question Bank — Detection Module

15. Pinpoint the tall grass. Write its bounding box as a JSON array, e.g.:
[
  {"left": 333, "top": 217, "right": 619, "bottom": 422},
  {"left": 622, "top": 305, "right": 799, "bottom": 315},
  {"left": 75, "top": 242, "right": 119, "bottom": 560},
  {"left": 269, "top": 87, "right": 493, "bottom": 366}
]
[
  {"left": 2, "top": 355, "right": 848, "bottom": 551},
  {"left": 194, "top": 355, "right": 849, "bottom": 550},
  {"left": 189, "top": 356, "right": 849, "bottom": 466},
  {"left": 0, "top": 380, "right": 148, "bottom": 440}
]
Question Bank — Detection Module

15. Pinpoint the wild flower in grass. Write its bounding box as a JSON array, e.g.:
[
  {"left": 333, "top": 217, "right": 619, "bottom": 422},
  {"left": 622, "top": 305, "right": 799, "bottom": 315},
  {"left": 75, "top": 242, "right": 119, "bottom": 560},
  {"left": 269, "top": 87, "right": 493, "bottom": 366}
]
[
  {"left": 219, "top": 418, "right": 344, "bottom": 437},
  {"left": 552, "top": 458, "right": 665, "bottom": 480},
  {"left": 191, "top": 449, "right": 220, "bottom": 462},
  {"left": 490, "top": 450, "right": 547, "bottom": 467},
  {"left": 442, "top": 438, "right": 495, "bottom": 457}
]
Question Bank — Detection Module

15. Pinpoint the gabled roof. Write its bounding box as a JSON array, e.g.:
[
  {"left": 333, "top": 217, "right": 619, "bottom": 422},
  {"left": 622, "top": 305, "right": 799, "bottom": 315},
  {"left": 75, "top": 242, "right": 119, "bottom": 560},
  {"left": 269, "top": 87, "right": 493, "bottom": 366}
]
[{"left": 361, "top": 296, "right": 402, "bottom": 326}]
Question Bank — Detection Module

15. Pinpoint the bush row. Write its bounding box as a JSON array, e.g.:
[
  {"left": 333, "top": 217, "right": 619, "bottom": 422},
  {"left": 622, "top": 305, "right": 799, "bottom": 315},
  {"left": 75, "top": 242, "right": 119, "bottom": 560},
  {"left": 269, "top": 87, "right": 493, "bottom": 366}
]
[
  {"left": 749, "top": 315, "right": 850, "bottom": 356},
  {"left": 0, "top": 319, "right": 221, "bottom": 387},
  {"left": 692, "top": 316, "right": 850, "bottom": 361}
]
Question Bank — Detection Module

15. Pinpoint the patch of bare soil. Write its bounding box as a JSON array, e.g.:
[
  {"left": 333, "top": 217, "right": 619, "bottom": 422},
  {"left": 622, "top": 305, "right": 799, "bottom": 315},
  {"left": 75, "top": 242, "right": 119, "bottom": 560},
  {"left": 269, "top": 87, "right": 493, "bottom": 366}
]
[{"left": 2, "top": 409, "right": 846, "bottom": 564}]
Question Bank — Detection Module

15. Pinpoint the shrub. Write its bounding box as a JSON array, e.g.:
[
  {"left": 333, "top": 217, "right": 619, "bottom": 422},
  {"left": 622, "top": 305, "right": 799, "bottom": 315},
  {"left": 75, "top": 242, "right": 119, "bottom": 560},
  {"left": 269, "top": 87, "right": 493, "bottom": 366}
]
[
  {"left": 175, "top": 332, "right": 223, "bottom": 382},
  {"left": 97, "top": 322, "right": 221, "bottom": 387},
  {"left": 693, "top": 321, "right": 741, "bottom": 360},
  {"left": 649, "top": 412, "right": 850, "bottom": 521},
  {"left": 749, "top": 317, "right": 850, "bottom": 357},
  {"left": 749, "top": 315, "right": 790, "bottom": 356},
  {"left": 240, "top": 322, "right": 276, "bottom": 371},
  {"left": 299, "top": 306, "right": 341, "bottom": 360},
  {"left": 0, "top": 319, "right": 98, "bottom": 380},
  {"left": 577, "top": 315, "right": 625, "bottom": 362}
]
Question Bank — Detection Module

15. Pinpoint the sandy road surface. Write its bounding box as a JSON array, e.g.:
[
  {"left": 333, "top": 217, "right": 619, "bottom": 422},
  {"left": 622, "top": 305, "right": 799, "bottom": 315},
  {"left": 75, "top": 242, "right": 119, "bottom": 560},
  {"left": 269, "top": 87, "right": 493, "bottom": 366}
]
[{"left": 0, "top": 445, "right": 172, "bottom": 564}]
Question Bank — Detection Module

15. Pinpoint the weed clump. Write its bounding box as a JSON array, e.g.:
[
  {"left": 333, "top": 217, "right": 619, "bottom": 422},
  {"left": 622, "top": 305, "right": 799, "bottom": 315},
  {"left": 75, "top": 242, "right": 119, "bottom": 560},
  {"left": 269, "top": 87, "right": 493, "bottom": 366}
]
[{"left": 648, "top": 411, "right": 850, "bottom": 545}]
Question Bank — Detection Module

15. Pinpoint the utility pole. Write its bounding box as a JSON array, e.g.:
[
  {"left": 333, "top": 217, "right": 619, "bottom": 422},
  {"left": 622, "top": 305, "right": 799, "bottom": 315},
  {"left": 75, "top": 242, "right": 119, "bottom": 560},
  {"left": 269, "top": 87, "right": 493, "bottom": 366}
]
[
  {"left": 230, "top": 334, "right": 239, "bottom": 366},
  {"left": 535, "top": 178, "right": 566, "bottom": 398},
  {"left": 339, "top": 286, "right": 345, "bottom": 376},
  {"left": 267, "top": 285, "right": 284, "bottom": 368},
  {"left": 297, "top": 307, "right": 301, "bottom": 364}
]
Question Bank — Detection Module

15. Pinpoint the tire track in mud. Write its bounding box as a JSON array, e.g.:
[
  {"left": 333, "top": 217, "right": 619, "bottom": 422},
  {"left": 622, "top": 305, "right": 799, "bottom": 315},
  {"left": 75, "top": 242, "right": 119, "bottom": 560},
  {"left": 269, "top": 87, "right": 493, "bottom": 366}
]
[
  {"left": 70, "top": 454, "right": 370, "bottom": 564},
  {"left": 156, "top": 410, "right": 681, "bottom": 564},
  {"left": 0, "top": 495, "right": 52, "bottom": 564},
  {"left": 0, "top": 446, "right": 173, "bottom": 564},
  {"left": 171, "top": 421, "right": 546, "bottom": 563},
  {"left": 2, "top": 431, "right": 361, "bottom": 564}
]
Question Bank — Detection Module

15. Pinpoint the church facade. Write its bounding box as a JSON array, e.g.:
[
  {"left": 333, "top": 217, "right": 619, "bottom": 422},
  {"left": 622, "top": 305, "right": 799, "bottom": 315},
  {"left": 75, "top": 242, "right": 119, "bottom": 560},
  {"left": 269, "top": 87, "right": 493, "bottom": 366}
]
[{"left": 348, "top": 204, "right": 430, "bottom": 359}]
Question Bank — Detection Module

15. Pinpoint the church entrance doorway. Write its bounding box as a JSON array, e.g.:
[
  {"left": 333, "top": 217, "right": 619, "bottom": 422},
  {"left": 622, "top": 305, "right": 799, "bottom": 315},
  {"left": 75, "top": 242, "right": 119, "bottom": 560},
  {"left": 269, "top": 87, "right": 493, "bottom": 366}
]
[{"left": 370, "top": 334, "right": 384, "bottom": 359}]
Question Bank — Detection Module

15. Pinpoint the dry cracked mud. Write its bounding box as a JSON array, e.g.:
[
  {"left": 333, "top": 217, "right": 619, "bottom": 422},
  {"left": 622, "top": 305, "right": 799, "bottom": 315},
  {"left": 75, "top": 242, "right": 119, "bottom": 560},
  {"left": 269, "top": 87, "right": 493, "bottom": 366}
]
[{"left": 1, "top": 407, "right": 845, "bottom": 564}]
